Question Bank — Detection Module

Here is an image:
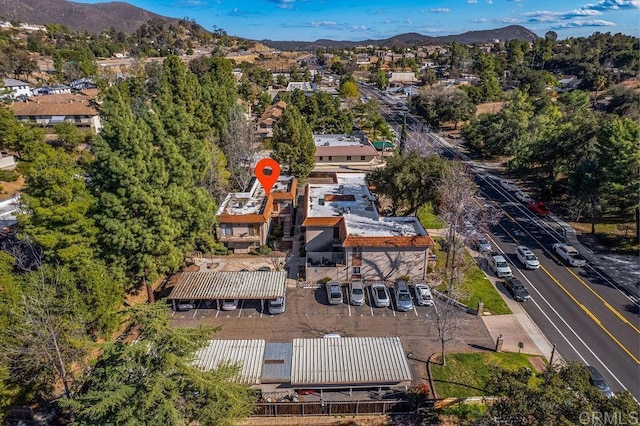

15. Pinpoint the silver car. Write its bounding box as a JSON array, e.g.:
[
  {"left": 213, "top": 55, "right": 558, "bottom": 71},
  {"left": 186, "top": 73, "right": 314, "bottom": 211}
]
[
  {"left": 414, "top": 284, "right": 433, "bottom": 306},
  {"left": 349, "top": 280, "right": 365, "bottom": 306},
  {"left": 370, "top": 282, "right": 390, "bottom": 308},
  {"left": 474, "top": 234, "right": 492, "bottom": 252},
  {"left": 516, "top": 245, "right": 540, "bottom": 269},
  {"left": 268, "top": 293, "right": 286, "bottom": 314},
  {"left": 326, "top": 280, "right": 343, "bottom": 305},
  {"left": 395, "top": 280, "right": 414, "bottom": 312}
]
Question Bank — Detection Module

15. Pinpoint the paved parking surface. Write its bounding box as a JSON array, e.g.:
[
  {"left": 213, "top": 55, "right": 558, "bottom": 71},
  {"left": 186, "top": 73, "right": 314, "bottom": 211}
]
[{"left": 171, "top": 283, "right": 495, "bottom": 383}]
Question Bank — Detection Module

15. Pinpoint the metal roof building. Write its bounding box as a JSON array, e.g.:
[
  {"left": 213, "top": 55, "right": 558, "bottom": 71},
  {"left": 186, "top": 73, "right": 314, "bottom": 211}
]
[
  {"left": 168, "top": 271, "right": 287, "bottom": 302},
  {"left": 195, "top": 339, "right": 266, "bottom": 385},
  {"left": 291, "top": 337, "right": 412, "bottom": 387}
]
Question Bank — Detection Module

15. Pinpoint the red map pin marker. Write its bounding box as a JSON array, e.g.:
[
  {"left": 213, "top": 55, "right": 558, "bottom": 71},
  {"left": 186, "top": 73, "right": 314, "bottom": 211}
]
[{"left": 255, "top": 158, "right": 281, "bottom": 196}]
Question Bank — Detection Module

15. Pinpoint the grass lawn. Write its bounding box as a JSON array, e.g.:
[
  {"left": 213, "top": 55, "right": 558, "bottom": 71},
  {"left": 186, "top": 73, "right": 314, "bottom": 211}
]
[
  {"left": 431, "top": 352, "right": 542, "bottom": 398},
  {"left": 569, "top": 221, "right": 639, "bottom": 255},
  {"left": 431, "top": 238, "right": 511, "bottom": 315},
  {"left": 417, "top": 202, "right": 446, "bottom": 229}
]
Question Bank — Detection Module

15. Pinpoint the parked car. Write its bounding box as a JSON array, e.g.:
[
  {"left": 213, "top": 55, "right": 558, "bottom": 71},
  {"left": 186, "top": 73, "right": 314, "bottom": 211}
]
[
  {"left": 268, "top": 293, "right": 286, "bottom": 314},
  {"left": 463, "top": 220, "right": 475, "bottom": 235},
  {"left": 587, "top": 366, "right": 613, "bottom": 398},
  {"left": 221, "top": 299, "right": 239, "bottom": 311},
  {"left": 414, "top": 284, "right": 434, "bottom": 306},
  {"left": 349, "top": 280, "right": 365, "bottom": 306},
  {"left": 474, "top": 234, "right": 492, "bottom": 253},
  {"left": 515, "top": 246, "right": 540, "bottom": 269},
  {"left": 257, "top": 266, "right": 271, "bottom": 272},
  {"left": 514, "top": 191, "right": 532, "bottom": 203},
  {"left": 487, "top": 252, "right": 513, "bottom": 278},
  {"left": 395, "top": 280, "right": 414, "bottom": 311},
  {"left": 325, "top": 280, "right": 344, "bottom": 305},
  {"left": 503, "top": 277, "right": 530, "bottom": 302},
  {"left": 499, "top": 179, "right": 518, "bottom": 192},
  {"left": 552, "top": 243, "right": 587, "bottom": 267},
  {"left": 177, "top": 301, "right": 195, "bottom": 311},
  {"left": 528, "top": 200, "right": 551, "bottom": 216},
  {"left": 371, "top": 282, "right": 390, "bottom": 308}
]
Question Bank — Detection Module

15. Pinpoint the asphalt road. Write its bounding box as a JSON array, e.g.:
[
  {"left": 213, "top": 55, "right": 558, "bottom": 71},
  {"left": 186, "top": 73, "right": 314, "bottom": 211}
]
[{"left": 363, "top": 83, "right": 640, "bottom": 400}]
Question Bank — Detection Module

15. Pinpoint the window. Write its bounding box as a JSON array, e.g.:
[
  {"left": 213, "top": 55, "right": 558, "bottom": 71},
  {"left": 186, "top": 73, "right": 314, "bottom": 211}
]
[
  {"left": 346, "top": 156, "right": 352, "bottom": 161},
  {"left": 360, "top": 156, "right": 366, "bottom": 161},
  {"left": 328, "top": 156, "right": 332, "bottom": 161},
  {"left": 319, "top": 156, "right": 323, "bottom": 161},
  {"left": 353, "top": 266, "right": 361, "bottom": 274},
  {"left": 353, "top": 247, "right": 362, "bottom": 257},
  {"left": 220, "top": 224, "right": 233, "bottom": 237}
]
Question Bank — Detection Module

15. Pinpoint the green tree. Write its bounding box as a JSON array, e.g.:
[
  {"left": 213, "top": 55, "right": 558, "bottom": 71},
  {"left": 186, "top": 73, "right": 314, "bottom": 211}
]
[
  {"left": 0, "top": 105, "right": 44, "bottom": 159},
  {"left": 372, "top": 69, "right": 389, "bottom": 90},
  {"left": 485, "top": 362, "right": 638, "bottom": 425},
  {"left": 64, "top": 303, "right": 254, "bottom": 426},
  {"left": 54, "top": 121, "right": 89, "bottom": 151},
  {"left": 271, "top": 105, "right": 315, "bottom": 181},
  {"left": 18, "top": 142, "right": 98, "bottom": 266},
  {"left": 366, "top": 152, "right": 445, "bottom": 216},
  {"left": 339, "top": 79, "right": 360, "bottom": 101}
]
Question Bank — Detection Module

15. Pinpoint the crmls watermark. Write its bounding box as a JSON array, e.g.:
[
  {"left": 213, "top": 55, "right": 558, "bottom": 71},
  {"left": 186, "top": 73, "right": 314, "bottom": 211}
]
[{"left": 579, "top": 411, "right": 639, "bottom": 425}]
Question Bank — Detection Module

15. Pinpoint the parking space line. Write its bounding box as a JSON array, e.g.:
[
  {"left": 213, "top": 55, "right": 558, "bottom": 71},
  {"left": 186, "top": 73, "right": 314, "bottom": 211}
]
[
  {"left": 412, "top": 306, "right": 418, "bottom": 317},
  {"left": 192, "top": 300, "right": 201, "bottom": 318},
  {"left": 367, "top": 289, "right": 374, "bottom": 316},
  {"left": 215, "top": 308, "right": 220, "bottom": 318},
  {"left": 237, "top": 300, "right": 244, "bottom": 318}
]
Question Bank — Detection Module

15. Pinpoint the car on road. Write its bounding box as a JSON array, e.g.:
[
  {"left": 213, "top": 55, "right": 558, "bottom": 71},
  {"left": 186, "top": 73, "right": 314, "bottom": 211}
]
[
  {"left": 588, "top": 366, "right": 613, "bottom": 398},
  {"left": 515, "top": 246, "right": 540, "bottom": 269},
  {"left": 326, "top": 281, "right": 344, "bottom": 305},
  {"left": 528, "top": 200, "right": 551, "bottom": 216},
  {"left": 463, "top": 220, "right": 475, "bottom": 235},
  {"left": 487, "top": 252, "right": 514, "bottom": 278},
  {"left": 514, "top": 191, "right": 532, "bottom": 203},
  {"left": 268, "top": 294, "right": 286, "bottom": 315},
  {"left": 349, "top": 280, "right": 365, "bottom": 306},
  {"left": 414, "top": 284, "right": 434, "bottom": 306},
  {"left": 395, "top": 280, "right": 414, "bottom": 311},
  {"left": 503, "top": 277, "right": 530, "bottom": 302},
  {"left": 499, "top": 179, "right": 518, "bottom": 192},
  {"left": 474, "top": 234, "right": 492, "bottom": 253},
  {"left": 370, "top": 282, "right": 390, "bottom": 308},
  {"left": 552, "top": 243, "right": 587, "bottom": 267},
  {"left": 221, "top": 299, "right": 239, "bottom": 311}
]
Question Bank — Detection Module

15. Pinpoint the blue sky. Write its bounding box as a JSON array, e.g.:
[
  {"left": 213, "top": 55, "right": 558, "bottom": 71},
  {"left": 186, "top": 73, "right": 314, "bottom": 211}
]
[{"left": 77, "top": 0, "right": 639, "bottom": 41}]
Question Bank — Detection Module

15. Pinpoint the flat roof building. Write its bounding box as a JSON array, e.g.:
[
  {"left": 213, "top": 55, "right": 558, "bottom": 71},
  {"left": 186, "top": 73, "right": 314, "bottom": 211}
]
[{"left": 313, "top": 134, "right": 380, "bottom": 169}]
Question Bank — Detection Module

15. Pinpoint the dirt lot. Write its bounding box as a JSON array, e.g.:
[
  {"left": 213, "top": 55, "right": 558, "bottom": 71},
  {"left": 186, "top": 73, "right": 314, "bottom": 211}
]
[{"left": 0, "top": 175, "right": 24, "bottom": 200}]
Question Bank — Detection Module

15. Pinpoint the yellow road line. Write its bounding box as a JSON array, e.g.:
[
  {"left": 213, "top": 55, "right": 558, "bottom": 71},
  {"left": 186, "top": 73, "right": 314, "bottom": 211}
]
[{"left": 492, "top": 198, "right": 640, "bottom": 336}]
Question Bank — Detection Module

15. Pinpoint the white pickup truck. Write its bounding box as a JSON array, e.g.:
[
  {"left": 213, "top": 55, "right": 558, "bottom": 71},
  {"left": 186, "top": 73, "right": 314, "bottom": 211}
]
[{"left": 552, "top": 243, "right": 587, "bottom": 267}]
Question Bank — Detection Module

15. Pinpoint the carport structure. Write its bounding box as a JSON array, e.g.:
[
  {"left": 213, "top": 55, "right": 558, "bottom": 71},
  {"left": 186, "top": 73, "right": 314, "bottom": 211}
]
[{"left": 167, "top": 270, "right": 287, "bottom": 311}]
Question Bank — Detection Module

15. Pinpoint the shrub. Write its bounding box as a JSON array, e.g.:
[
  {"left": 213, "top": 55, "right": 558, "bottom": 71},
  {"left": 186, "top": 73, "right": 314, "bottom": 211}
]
[
  {"left": 0, "top": 170, "right": 19, "bottom": 182},
  {"left": 320, "top": 277, "right": 332, "bottom": 284},
  {"left": 399, "top": 274, "right": 411, "bottom": 282}
]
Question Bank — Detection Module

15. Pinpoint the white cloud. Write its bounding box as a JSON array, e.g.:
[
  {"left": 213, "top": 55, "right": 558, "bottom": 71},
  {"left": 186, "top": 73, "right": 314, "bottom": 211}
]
[
  {"left": 430, "top": 8, "right": 451, "bottom": 13},
  {"left": 310, "top": 21, "right": 337, "bottom": 27},
  {"left": 584, "top": 0, "right": 639, "bottom": 11},
  {"left": 472, "top": 18, "right": 488, "bottom": 22},
  {"left": 552, "top": 19, "right": 616, "bottom": 27},
  {"left": 486, "top": 0, "right": 493, "bottom": 4},
  {"left": 494, "top": 17, "right": 522, "bottom": 23},
  {"left": 268, "top": 0, "right": 296, "bottom": 9},
  {"left": 467, "top": 0, "right": 478, "bottom": 3}
]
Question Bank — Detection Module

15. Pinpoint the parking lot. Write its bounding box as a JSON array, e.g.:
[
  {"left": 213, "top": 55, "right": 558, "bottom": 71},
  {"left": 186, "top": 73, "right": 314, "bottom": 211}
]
[{"left": 170, "top": 283, "right": 495, "bottom": 372}]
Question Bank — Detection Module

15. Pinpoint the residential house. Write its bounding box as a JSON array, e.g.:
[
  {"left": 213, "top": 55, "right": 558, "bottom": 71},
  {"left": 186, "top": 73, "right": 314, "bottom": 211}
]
[
  {"left": 216, "top": 176, "right": 297, "bottom": 254},
  {"left": 302, "top": 173, "right": 435, "bottom": 283},
  {"left": 388, "top": 72, "right": 417, "bottom": 86},
  {"left": 256, "top": 100, "right": 286, "bottom": 139},
  {"left": 33, "top": 84, "right": 72, "bottom": 95},
  {"left": 2, "top": 78, "right": 32, "bottom": 99},
  {"left": 285, "top": 81, "right": 315, "bottom": 93},
  {"left": 11, "top": 93, "right": 102, "bottom": 133},
  {"left": 313, "top": 134, "right": 380, "bottom": 169}
]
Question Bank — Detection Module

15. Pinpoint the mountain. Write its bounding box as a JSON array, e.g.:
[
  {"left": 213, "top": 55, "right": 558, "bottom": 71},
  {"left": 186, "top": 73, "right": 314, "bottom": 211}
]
[
  {"left": 261, "top": 26, "right": 538, "bottom": 51},
  {"left": 0, "top": 0, "right": 180, "bottom": 34}
]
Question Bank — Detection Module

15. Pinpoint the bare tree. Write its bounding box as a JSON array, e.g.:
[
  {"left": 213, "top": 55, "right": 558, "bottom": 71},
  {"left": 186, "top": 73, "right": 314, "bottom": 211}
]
[
  {"left": 219, "top": 105, "right": 257, "bottom": 191},
  {"left": 429, "top": 289, "right": 466, "bottom": 366},
  {"left": 2, "top": 265, "right": 91, "bottom": 399}
]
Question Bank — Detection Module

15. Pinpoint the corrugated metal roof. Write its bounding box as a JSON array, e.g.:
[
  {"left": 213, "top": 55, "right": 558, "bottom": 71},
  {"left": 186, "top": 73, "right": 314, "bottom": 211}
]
[
  {"left": 195, "top": 339, "right": 266, "bottom": 385},
  {"left": 168, "top": 271, "right": 286, "bottom": 300},
  {"left": 290, "top": 337, "right": 412, "bottom": 385},
  {"left": 262, "top": 343, "right": 293, "bottom": 383}
]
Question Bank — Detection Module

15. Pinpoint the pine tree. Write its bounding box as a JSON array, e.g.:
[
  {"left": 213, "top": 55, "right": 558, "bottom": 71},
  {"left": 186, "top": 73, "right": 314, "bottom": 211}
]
[{"left": 271, "top": 105, "right": 316, "bottom": 181}]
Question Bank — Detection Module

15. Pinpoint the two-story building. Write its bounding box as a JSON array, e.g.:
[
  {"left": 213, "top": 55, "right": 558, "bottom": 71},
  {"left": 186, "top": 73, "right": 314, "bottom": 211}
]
[
  {"left": 302, "top": 173, "right": 435, "bottom": 283},
  {"left": 216, "top": 176, "right": 297, "bottom": 254},
  {"left": 256, "top": 101, "right": 287, "bottom": 139},
  {"left": 11, "top": 93, "right": 102, "bottom": 133},
  {"left": 2, "top": 78, "right": 32, "bottom": 99}
]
